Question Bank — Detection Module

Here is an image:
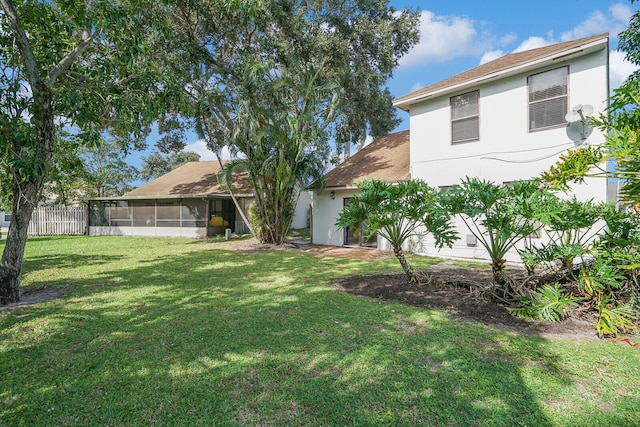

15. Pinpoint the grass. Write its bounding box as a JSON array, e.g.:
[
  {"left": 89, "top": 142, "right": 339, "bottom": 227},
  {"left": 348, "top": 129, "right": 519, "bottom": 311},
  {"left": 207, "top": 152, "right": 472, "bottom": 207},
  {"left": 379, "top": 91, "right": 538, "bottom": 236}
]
[
  {"left": 287, "top": 227, "right": 311, "bottom": 239},
  {"left": 0, "top": 236, "right": 639, "bottom": 426}
]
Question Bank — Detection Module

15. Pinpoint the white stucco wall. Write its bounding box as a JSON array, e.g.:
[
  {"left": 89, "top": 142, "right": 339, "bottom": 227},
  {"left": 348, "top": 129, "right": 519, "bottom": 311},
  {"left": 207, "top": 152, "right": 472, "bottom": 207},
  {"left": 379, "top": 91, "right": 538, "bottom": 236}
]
[
  {"left": 312, "top": 189, "right": 358, "bottom": 246},
  {"left": 408, "top": 47, "right": 609, "bottom": 261},
  {"left": 311, "top": 188, "right": 393, "bottom": 250},
  {"left": 291, "top": 191, "right": 311, "bottom": 229}
]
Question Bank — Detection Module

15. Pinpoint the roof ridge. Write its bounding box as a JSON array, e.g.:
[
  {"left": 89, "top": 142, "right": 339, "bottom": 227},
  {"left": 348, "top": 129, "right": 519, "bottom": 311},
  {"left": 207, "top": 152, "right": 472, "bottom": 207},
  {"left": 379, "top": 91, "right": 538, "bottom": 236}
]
[{"left": 394, "top": 32, "right": 608, "bottom": 108}]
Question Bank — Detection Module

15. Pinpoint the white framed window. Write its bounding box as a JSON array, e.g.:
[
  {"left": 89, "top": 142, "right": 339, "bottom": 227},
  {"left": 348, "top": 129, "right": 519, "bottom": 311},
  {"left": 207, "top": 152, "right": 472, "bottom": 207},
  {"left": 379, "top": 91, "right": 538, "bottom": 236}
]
[
  {"left": 451, "top": 90, "right": 479, "bottom": 144},
  {"left": 528, "top": 66, "right": 568, "bottom": 131}
]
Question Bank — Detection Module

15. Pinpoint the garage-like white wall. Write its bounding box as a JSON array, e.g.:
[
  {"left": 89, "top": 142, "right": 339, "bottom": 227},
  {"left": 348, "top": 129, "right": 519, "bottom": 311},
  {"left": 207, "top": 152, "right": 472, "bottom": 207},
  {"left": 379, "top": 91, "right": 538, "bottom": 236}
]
[{"left": 291, "top": 191, "right": 311, "bottom": 229}]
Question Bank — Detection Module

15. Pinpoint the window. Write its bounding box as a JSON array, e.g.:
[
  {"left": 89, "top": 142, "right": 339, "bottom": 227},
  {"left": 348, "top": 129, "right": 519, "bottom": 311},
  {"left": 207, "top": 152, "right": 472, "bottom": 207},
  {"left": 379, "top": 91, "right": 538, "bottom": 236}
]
[
  {"left": 181, "top": 199, "right": 206, "bottom": 227},
  {"left": 451, "top": 90, "right": 479, "bottom": 143},
  {"left": 110, "top": 201, "right": 131, "bottom": 226},
  {"left": 528, "top": 66, "right": 568, "bottom": 131}
]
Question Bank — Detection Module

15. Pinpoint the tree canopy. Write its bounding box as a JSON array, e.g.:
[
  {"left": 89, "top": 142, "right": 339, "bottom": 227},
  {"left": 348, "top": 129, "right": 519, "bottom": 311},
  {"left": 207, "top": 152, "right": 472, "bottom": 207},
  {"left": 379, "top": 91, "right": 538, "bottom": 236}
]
[
  {"left": 154, "top": 0, "right": 420, "bottom": 244},
  {"left": 0, "top": 0, "right": 419, "bottom": 303},
  {"left": 45, "top": 136, "right": 139, "bottom": 205},
  {"left": 140, "top": 151, "right": 201, "bottom": 182},
  {"left": 0, "top": 0, "right": 183, "bottom": 304}
]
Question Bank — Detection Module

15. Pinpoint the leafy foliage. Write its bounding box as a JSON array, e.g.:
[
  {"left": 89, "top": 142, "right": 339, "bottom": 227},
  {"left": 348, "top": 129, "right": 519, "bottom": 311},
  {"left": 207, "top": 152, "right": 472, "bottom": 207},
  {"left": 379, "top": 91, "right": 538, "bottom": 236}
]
[
  {"left": 595, "top": 295, "right": 636, "bottom": 337},
  {"left": 511, "top": 284, "right": 581, "bottom": 322},
  {"left": 513, "top": 198, "right": 640, "bottom": 336},
  {"left": 442, "top": 178, "right": 555, "bottom": 286},
  {"left": 529, "top": 197, "right": 604, "bottom": 271},
  {"left": 336, "top": 179, "right": 456, "bottom": 282},
  {"left": 140, "top": 151, "right": 201, "bottom": 182},
  {"left": 151, "top": 0, "right": 420, "bottom": 244},
  {"left": 0, "top": 0, "right": 181, "bottom": 304},
  {"left": 44, "top": 136, "right": 140, "bottom": 205}
]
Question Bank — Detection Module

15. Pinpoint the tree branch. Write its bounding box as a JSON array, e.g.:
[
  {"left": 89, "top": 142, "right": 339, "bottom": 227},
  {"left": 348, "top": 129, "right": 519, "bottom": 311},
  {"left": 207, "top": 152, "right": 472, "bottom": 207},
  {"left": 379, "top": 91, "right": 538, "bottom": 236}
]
[
  {"left": 0, "top": 0, "right": 39, "bottom": 85},
  {"left": 46, "top": 30, "right": 97, "bottom": 86}
]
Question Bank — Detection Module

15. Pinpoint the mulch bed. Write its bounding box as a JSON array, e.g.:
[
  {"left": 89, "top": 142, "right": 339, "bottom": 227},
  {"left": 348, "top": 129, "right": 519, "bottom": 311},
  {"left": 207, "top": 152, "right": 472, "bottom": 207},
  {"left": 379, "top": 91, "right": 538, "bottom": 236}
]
[{"left": 332, "top": 264, "right": 606, "bottom": 342}]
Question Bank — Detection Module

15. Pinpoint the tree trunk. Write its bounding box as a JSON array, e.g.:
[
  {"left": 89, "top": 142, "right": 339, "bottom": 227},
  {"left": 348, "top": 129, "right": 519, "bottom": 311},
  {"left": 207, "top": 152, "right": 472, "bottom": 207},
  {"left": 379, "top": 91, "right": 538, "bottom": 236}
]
[
  {"left": 0, "top": 184, "right": 37, "bottom": 304},
  {"left": 393, "top": 244, "right": 417, "bottom": 282},
  {"left": 491, "top": 258, "right": 507, "bottom": 284},
  {"left": 0, "top": 81, "right": 54, "bottom": 305}
]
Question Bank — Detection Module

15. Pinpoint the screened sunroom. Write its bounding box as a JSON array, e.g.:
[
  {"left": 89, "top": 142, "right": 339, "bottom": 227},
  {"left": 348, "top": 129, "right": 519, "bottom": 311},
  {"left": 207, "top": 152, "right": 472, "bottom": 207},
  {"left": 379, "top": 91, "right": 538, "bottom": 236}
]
[
  {"left": 89, "top": 196, "right": 250, "bottom": 237},
  {"left": 87, "top": 161, "right": 253, "bottom": 238}
]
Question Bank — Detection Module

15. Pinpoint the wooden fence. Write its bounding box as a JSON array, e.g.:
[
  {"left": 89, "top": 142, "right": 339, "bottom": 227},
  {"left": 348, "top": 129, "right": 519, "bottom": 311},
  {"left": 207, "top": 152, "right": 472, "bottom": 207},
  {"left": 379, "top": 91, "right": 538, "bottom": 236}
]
[{"left": 28, "top": 206, "right": 86, "bottom": 236}]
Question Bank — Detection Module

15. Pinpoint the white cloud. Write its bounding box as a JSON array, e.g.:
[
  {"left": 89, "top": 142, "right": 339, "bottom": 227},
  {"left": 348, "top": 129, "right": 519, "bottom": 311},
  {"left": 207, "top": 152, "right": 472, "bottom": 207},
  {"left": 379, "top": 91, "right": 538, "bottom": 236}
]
[
  {"left": 479, "top": 50, "right": 504, "bottom": 65},
  {"left": 499, "top": 33, "right": 517, "bottom": 46},
  {"left": 410, "top": 81, "right": 424, "bottom": 92},
  {"left": 399, "top": 10, "right": 490, "bottom": 68},
  {"left": 610, "top": 50, "right": 639, "bottom": 89},
  {"left": 514, "top": 36, "right": 552, "bottom": 52},
  {"left": 561, "top": 3, "right": 631, "bottom": 42},
  {"left": 184, "top": 139, "right": 238, "bottom": 161},
  {"left": 610, "top": 3, "right": 633, "bottom": 23},
  {"left": 560, "top": 11, "right": 610, "bottom": 41},
  {"left": 477, "top": 3, "right": 633, "bottom": 67}
]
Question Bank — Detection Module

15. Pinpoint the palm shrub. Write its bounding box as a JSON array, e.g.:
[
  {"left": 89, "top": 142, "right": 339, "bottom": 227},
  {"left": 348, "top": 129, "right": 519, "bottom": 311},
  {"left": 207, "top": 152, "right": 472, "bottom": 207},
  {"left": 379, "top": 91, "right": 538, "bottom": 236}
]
[
  {"left": 510, "top": 283, "right": 581, "bottom": 322},
  {"left": 442, "top": 178, "right": 555, "bottom": 289},
  {"left": 589, "top": 206, "right": 640, "bottom": 335},
  {"left": 514, "top": 203, "right": 640, "bottom": 335},
  {"left": 336, "top": 179, "right": 456, "bottom": 282},
  {"left": 219, "top": 63, "right": 338, "bottom": 245},
  {"left": 595, "top": 295, "right": 637, "bottom": 337},
  {"left": 530, "top": 197, "right": 604, "bottom": 272}
]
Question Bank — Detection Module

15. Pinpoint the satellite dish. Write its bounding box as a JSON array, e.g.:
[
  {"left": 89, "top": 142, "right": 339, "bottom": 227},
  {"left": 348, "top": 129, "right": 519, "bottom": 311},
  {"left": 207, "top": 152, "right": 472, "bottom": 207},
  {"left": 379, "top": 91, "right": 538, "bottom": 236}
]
[
  {"left": 567, "top": 121, "right": 593, "bottom": 145},
  {"left": 565, "top": 104, "right": 594, "bottom": 145},
  {"left": 565, "top": 104, "right": 594, "bottom": 123}
]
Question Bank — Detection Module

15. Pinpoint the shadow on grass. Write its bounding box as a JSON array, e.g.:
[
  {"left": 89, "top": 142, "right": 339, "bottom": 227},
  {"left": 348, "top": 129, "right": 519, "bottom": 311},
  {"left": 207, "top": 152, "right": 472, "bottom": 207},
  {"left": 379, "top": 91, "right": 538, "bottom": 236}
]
[
  {"left": 22, "top": 254, "right": 125, "bottom": 272},
  {"left": 1, "top": 240, "right": 637, "bottom": 425}
]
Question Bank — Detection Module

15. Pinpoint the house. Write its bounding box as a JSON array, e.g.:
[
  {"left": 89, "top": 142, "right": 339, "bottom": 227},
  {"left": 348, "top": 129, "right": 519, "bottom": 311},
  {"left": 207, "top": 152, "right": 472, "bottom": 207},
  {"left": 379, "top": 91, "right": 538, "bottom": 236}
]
[
  {"left": 311, "top": 130, "right": 409, "bottom": 249},
  {"left": 89, "top": 161, "right": 311, "bottom": 238},
  {"left": 312, "top": 33, "right": 612, "bottom": 261},
  {"left": 88, "top": 161, "right": 253, "bottom": 238}
]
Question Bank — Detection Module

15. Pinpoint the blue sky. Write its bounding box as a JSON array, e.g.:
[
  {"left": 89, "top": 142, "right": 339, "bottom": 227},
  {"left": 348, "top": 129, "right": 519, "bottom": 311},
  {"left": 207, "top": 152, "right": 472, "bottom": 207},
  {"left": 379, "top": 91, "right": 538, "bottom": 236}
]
[{"left": 129, "top": 0, "right": 639, "bottom": 172}]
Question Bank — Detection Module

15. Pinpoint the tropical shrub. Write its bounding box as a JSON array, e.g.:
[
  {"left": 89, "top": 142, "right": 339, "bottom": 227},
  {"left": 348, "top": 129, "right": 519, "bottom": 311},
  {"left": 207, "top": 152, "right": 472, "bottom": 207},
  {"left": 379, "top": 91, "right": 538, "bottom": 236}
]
[
  {"left": 336, "top": 179, "right": 456, "bottom": 282},
  {"left": 442, "top": 178, "right": 555, "bottom": 288},
  {"left": 510, "top": 284, "right": 581, "bottom": 322}
]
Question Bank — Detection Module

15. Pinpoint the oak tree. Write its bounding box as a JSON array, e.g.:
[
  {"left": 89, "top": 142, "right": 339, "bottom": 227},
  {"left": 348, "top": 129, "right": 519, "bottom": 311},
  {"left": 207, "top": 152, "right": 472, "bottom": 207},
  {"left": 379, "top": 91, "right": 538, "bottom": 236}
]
[{"left": 155, "top": 0, "right": 420, "bottom": 244}]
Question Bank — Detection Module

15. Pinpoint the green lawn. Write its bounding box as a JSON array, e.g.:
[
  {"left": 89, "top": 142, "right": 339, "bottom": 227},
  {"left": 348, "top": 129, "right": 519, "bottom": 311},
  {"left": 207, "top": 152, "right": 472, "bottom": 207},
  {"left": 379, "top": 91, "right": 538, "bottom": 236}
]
[{"left": 1, "top": 236, "right": 639, "bottom": 426}]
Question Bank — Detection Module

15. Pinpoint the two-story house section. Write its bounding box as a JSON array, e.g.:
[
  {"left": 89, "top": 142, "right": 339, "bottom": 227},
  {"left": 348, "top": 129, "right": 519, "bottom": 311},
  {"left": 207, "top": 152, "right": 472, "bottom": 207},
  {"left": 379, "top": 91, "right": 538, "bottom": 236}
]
[{"left": 392, "top": 33, "right": 610, "bottom": 261}]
